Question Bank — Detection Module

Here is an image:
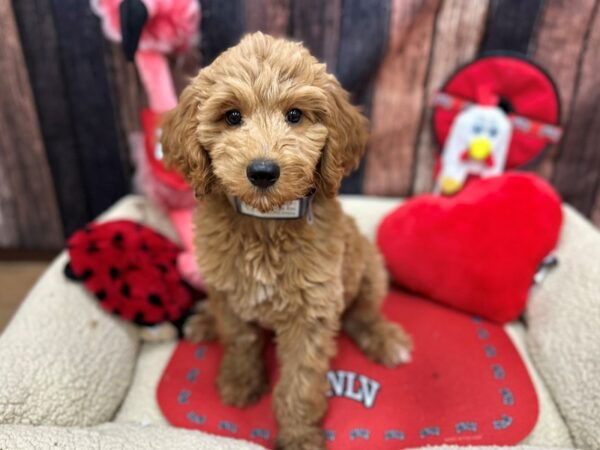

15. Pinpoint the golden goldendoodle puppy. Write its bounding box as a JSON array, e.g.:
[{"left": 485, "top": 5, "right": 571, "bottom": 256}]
[{"left": 162, "top": 32, "right": 412, "bottom": 450}]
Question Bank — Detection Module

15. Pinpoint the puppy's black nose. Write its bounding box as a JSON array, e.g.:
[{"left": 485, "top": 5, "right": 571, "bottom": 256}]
[{"left": 246, "top": 159, "right": 280, "bottom": 188}]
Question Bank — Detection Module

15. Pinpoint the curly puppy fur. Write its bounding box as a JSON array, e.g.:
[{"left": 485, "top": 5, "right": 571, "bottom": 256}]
[{"left": 162, "top": 32, "right": 412, "bottom": 450}]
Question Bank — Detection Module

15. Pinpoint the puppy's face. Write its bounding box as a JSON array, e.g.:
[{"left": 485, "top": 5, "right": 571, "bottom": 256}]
[
  {"left": 162, "top": 33, "right": 368, "bottom": 211},
  {"left": 196, "top": 55, "right": 330, "bottom": 212}
]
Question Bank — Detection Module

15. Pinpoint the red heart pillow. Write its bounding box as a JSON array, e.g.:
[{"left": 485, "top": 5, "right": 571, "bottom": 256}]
[{"left": 377, "top": 173, "right": 562, "bottom": 323}]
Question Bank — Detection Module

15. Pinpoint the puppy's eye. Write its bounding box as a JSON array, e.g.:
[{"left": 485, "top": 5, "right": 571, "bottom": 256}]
[
  {"left": 286, "top": 108, "right": 303, "bottom": 124},
  {"left": 225, "top": 109, "right": 242, "bottom": 126}
]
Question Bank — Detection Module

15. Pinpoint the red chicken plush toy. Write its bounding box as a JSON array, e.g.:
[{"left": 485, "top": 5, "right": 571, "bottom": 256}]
[{"left": 378, "top": 55, "right": 564, "bottom": 324}]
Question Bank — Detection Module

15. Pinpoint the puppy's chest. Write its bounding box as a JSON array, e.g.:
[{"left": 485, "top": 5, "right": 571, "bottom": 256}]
[{"left": 197, "top": 221, "right": 342, "bottom": 322}]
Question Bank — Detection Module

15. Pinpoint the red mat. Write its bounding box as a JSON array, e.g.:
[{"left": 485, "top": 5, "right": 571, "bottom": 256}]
[{"left": 157, "top": 290, "right": 538, "bottom": 448}]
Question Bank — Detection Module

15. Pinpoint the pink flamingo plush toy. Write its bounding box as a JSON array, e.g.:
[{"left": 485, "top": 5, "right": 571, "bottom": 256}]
[{"left": 92, "top": 0, "right": 205, "bottom": 291}]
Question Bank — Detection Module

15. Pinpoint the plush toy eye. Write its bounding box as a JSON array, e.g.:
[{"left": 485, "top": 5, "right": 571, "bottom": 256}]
[
  {"left": 225, "top": 110, "right": 242, "bottom": 126},
  {"left": 472, "top": 124, "right": 483, "bottom": 134},
  {"left": 489, "top": 127, "right": 498, "bottom": 137},
  {"left": 286, "top": 108, "right": 303, "bottom": 124}
]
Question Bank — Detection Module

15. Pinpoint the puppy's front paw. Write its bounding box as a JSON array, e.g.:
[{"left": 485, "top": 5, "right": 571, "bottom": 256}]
[
  {"left": 276, "top": 426, "right": 325, "bottom": 450},
  {"left": 217, "top": 356, "right": 267, "bottom": 407},
  {"left": 357, "top": 321, "right": 413, "bottom": 367},
  {"left": 183, "top": 302, "right": 217, "bottom": 343}
]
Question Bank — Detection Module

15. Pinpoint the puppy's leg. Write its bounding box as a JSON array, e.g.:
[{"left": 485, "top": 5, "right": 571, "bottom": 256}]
[
  {"left": 343, "top": 246, "right": 413, "bottom": 366},
  {"left": 212, "top": 291, "right": 268, "bottom": 407},
  {"left": 183, "top": 300, "right": 217, "bottom": 343},
  {"left": 274, "top": 316, "right": 338, "bottom": 450}
]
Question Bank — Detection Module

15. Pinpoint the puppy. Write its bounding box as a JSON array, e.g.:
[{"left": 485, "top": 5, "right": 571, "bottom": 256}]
[{"left": 162, "top": 32, "right": 412, "bottom": 450}]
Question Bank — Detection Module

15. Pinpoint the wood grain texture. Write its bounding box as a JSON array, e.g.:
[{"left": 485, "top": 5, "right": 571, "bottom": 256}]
[
  {"left": 480, "top": 0, "right": 544, "bottom": 54},
  {"left": 592, "top": 189, "right": 600, "bottom": 226},
  {"left": 200, "top": 0, "right": 246, "bottom": 65},
  {"left": 103, "top": 42, "right": 136, "bottom": 183},
  {"left": 412, "top": 0, "right": 490, "bottom": 194},
  {"left": 336, "top": 0, "right": 391, "bottom": 93},
  {"left": 105, "top": 43, "right": 145, "bottom": 137},
  {"left": 551, "top": 2, "right": 600, "bottom": 217},
  {"left": 337, "top": 0, "right": 391, "bottom": 193},
  {"left": 531, "top": 0, "right": 598, "bottom": 180},
  {"left": 365, "top": 0, "right": 442, "bottom": 196},
  {"left": 290, "top": 0, "right": 342, "bottom": 71},
  {"left": 12, "top": 0, "right": 89, "bottom": 237},
  {"left": 171, "top": 49, "right": 202, "bottom": 95},
  {"left": 0, "top": 0, "right": 63, "bottom": 249},
  {"left": 245, "top": 0, "right": 291, "bottom": 36},
  {"left": 50, "top": 0, "right": 130, "bottom": 218},
  {"left": 0, "top": 148, "right": 18, "bottom": 248},
  {"left": 103, "top": 42, "right": 150, "bottom": 190}
]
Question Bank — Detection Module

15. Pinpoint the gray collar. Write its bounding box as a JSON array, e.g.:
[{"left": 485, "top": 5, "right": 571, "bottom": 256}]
[{"left": 228, "top": 189, "right": 316, "bottom": 223}]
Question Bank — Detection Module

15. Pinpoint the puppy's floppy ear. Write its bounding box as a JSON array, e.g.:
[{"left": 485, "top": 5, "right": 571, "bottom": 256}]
[
  {"left": 317, "top": 75, "right": 369, "bottom": 197},
  {"left": 161, "top": 84, "right": 213, "bottom": 197}
]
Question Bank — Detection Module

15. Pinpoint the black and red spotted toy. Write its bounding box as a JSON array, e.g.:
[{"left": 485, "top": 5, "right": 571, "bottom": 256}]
[{"left": 65, "top": 220, "right": 194, "bottom": 329}]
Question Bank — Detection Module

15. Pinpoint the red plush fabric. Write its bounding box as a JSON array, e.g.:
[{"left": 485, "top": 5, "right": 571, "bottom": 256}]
[
  {"left": 433, "top": 55, "right": 560, "bottom": 169},
  {"left": 377, "top": 174, "right": 562, "bottom": 324},
  {"left": 157, "top": 291, "right": 538, "bottom": 448},
  {"left": 66, "top": 220, "right": 193, "bottom": 325},
  {"left": 142, "top": 108, "right": 190, "bottom": 191}
]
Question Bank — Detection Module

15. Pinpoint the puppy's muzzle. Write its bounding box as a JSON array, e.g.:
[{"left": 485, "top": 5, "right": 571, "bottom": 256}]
[{"left": 246, "top": 159, "right": 280, "bottom": 188}]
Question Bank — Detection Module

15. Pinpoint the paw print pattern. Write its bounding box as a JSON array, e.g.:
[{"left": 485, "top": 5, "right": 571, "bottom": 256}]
[
  {"left": 250, "top": 428, "right": 270, "bottom": 440},
  {"left": 349, "top": 428, "right": 370, "bottom": 440},
  {"left": 194, "top": 346, "right": 206, "bottom": 360},
  {"left": 455, "top": 422, "right": 477, "bottom": 433},
  {"left": 177, "top": 389, "right": 191, "bottom": 404},
  {"left": 493, "top": 415, "right": 513, "bottom": 430},
  {"left": 219, "top": 421, "right": 238, "bottom": 433},
  {"left": 419, "top": 427, "right": 441, "bottom": 438},
  {"left": 492, "top": 364, "right": 506, "bottom": 380},
  {"left": 384, "top": 430, "right": 405, "bottom": 440},
  {"left": 186, "top": 367, "right": 200, "bottom": 383},
  {"left": 484, "top": 345, "right": 497, "bottom": 357},
  {"left": 186, "top": 411, "right": 206, "bottom": 424},
  {"left": 500, "top": 388, "right": 514, "bottom": 405}
]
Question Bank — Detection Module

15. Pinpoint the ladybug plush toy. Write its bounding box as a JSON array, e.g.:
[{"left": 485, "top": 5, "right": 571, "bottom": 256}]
[{"left": 65, "top": 220, "right": 196, "bottom": 337}]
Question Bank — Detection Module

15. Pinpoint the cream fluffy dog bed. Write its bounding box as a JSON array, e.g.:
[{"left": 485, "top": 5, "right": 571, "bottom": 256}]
[{"left": 0, "top": 195, "right": 598, "bottom": 449}]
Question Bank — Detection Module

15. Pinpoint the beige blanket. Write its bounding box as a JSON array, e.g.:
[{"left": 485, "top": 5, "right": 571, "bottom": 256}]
[{"left": 0, "top": 195, "right": 598, "bottom": 449}]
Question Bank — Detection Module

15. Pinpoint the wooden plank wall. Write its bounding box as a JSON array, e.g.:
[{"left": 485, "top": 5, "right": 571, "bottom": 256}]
[
  {"left": 50, "top": 0, "right": 130, "bottom": 218},
  {"left": 200, "top": 0, "right": 246, "bottom": 65},
  {"left": 551, "top": 5, "right": 600, "bottom": 219},
  {"left": 12, "top": 0, "right": 89, "bottom": 238},
  {"left": 336, "top": 0, "right": 391, "bottom": 193},
  {"left": 0, "top": 0, "right": 63, "bottom": 250},
  {"left": 245, "top": 0, "right": 290, "bottom": 36},
  {"left": 10, "top": 0, "right": 131, "bottom": 241},
  {"left": 412, "top": 0, "right": 490, "bottom": 194},
  {"left": 532, "top": 0, "right": 598, "bottom": 181},
  {"left": 365, "top": 0, "right": 443, "bottom": 196},
  {"left": 2, "top": 0, "right": 600, "bottom": 251},
  {"left": 531, "top": 0, "right": 600, "bottom": 221},
  {"left": 480, "top": 0, "right": 544, "bottom": 54}
]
